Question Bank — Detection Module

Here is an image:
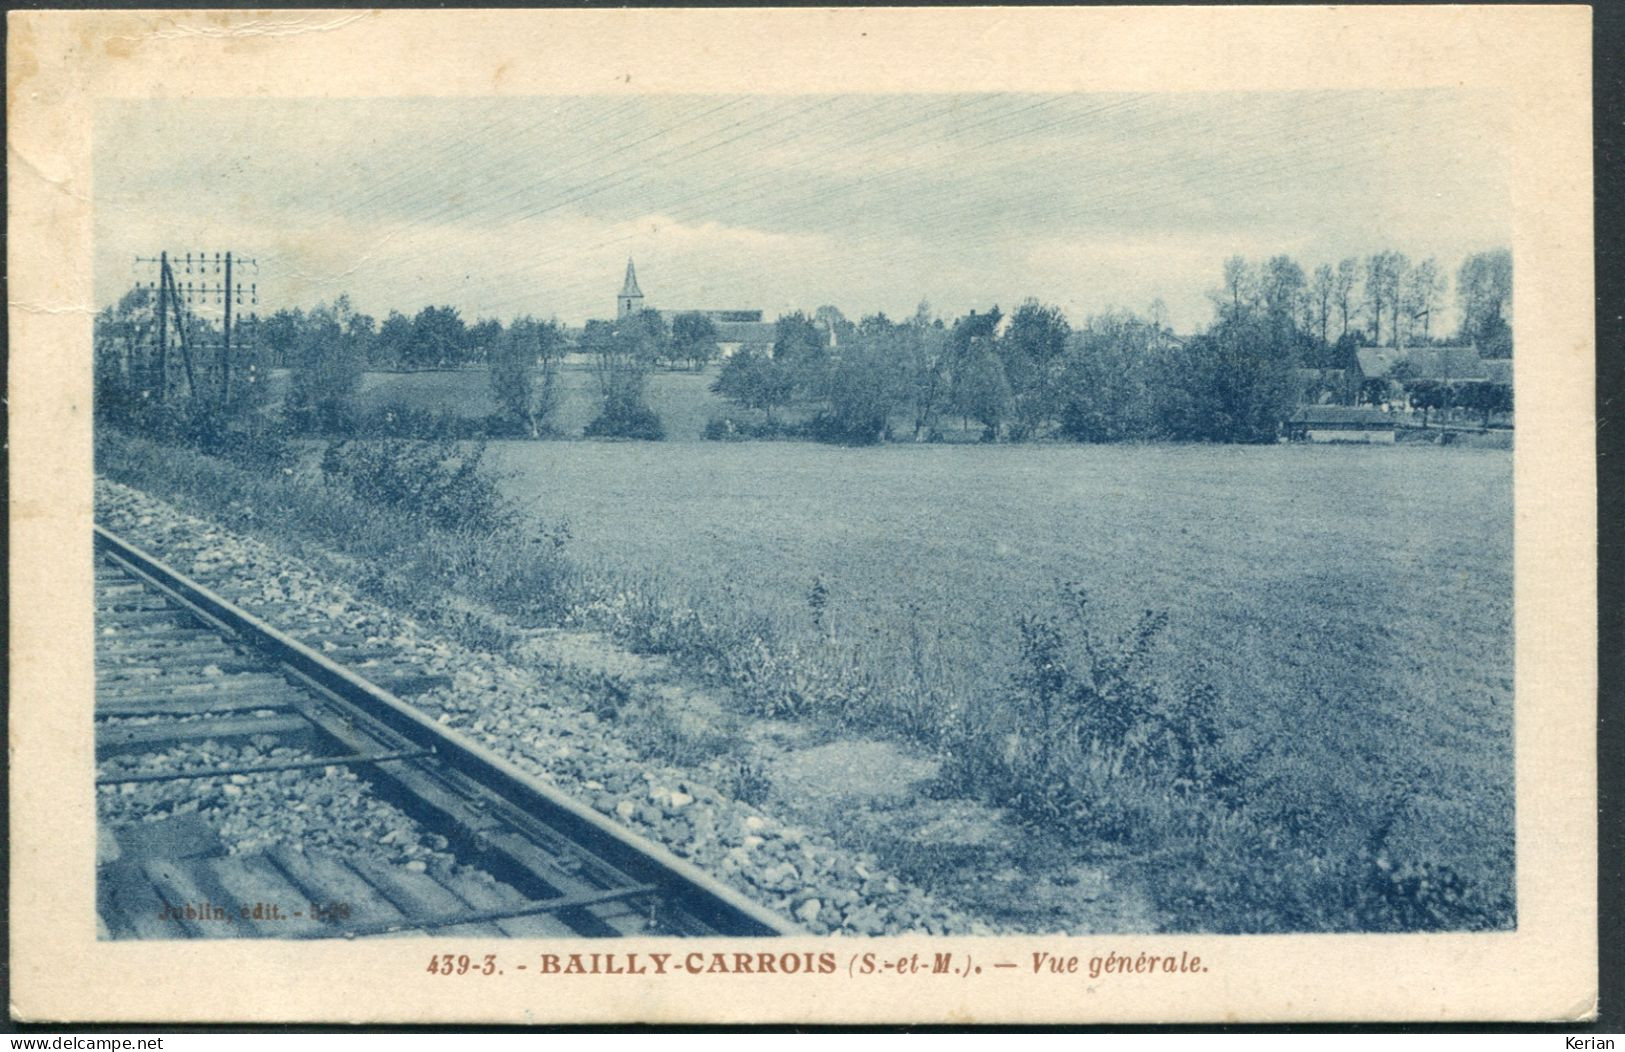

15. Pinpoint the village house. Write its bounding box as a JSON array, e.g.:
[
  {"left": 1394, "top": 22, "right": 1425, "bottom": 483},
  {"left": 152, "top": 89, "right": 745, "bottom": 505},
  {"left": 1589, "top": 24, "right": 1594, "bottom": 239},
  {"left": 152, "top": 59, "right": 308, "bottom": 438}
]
[
  {"left": 1355, "top": 345, "right": 1512, "bottom": 389},
  {"left": 1286, "top": 405, "right": 1398, "bottom": 444}
]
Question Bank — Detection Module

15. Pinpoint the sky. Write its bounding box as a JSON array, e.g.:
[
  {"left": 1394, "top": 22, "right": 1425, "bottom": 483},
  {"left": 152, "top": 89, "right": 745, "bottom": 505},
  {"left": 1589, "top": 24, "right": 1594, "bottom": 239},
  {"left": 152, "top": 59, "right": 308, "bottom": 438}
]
[{"left": 93, "top": 91, "right": 1510, "bottom": 334}]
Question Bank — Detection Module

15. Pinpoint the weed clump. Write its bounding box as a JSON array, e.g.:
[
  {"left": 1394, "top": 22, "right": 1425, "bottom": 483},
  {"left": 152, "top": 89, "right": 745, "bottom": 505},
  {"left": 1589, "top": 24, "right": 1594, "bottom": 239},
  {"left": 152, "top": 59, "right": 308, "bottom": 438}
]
[
  {"left": 97, "top": 430, "right": 577, "bottom": 639},
  {"left": 935, "top": 582, "right": 1511, "bottom": 933},
  {"left": 721, "top": 756, "right": 774, "bottom": 807},
  {"left": 320, "top": 439, "right": 513, "bottom": 534},
  {"left": 944, "top": 583, "right": 1236, "bottom": 843}
]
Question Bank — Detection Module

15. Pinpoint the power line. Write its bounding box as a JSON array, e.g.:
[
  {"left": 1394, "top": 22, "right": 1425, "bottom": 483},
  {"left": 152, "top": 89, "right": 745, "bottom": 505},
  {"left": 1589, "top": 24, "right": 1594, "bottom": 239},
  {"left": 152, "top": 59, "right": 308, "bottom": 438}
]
[{"left": 134, "top": 250, "right": 260, "bottom": 403}]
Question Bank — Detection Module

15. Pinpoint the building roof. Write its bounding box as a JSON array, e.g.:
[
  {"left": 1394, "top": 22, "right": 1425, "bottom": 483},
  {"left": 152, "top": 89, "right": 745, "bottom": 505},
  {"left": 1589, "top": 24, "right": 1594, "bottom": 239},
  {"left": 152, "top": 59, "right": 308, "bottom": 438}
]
[
  {"left": 657, "top": 309, "right": 765, "bottom": 325},
  {"left": 1481, "top": 359, "right": 1513, "bottom": 384},
  {"left": 1355, "top": 345, "right": 1487, "bottom": 381},
  {"left": 620, "top": 259, "right": 643, "bottom": 299},
  {"left": 1289, "top": 406, "right": 1396, "bottom": 427},
  {"left": 714, "top": 320, "right": 777, "bottom": 345}
]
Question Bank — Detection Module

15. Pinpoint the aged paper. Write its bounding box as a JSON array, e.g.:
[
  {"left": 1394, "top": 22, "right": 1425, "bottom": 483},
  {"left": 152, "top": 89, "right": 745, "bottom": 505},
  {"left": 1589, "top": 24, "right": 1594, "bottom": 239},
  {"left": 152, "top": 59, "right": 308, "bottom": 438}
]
[{"left": 8, "top": 6, "right": 1595, "bottom": 1024}]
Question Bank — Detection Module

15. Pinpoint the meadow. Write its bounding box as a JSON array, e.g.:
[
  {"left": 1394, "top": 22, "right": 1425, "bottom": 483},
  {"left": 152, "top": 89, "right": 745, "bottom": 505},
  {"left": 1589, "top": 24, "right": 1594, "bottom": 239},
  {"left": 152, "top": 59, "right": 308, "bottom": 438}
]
[
  {"left": 349, "top": 364, "right": 728, "bottom": 440},
  {"left": 486, "top": 439, "right": 1516, "bottom": 916},
  {"left": 325, "top": 364, "right": 987, "bottom": 441},
  {"left": 111, "top": 366, "right": 1517, "bottom": 929}
]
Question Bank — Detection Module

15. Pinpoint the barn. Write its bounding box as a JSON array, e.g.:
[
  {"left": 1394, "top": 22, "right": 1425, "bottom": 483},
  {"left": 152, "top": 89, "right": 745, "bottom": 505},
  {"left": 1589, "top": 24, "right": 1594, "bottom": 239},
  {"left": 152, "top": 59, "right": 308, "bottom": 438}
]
[{"left": 1286, "top": 406, "right": 1398, "bottom": 444}]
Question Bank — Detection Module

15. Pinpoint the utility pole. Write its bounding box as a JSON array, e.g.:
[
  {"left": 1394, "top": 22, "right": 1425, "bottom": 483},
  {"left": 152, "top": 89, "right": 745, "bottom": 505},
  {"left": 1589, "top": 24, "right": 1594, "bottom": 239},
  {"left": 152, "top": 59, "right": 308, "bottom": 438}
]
[
  {"left": 135, "top": 250, "right": 257, "bottom": 405},
  {"left": 161, "top": 258, "right": 197, "bottom": 398},
  {"left": 155, "top": 251, "right": 168, "bottom": 397},
  {"left": 223, "top": 252, "right": 232, "bottom": 402}
]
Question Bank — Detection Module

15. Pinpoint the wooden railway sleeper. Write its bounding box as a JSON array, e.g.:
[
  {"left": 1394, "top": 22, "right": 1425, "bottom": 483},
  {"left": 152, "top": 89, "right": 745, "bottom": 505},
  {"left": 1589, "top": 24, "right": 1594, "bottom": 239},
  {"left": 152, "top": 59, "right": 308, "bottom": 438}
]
[
  {"left": 96, "top": 746, "right": 435, "bottom": 786},
  {"left": 263, "top": 671, "right": 652, "bottom": 935},
  {"left": 299, "top": 883, "right": 660, "bottom": 940}
]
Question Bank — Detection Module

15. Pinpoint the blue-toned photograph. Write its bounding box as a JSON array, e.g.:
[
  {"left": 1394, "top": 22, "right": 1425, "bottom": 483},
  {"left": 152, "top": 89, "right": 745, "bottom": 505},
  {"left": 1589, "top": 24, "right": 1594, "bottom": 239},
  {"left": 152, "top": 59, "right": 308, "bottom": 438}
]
[{"left": 91, "top": 91, "right": 1514, "bottom": 939}]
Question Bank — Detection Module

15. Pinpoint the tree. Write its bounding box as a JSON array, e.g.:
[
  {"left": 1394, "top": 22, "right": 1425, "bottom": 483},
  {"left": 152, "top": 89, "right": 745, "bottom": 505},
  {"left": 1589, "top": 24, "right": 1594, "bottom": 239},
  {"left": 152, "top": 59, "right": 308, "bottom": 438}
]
[
  {"left": 1333, "top": 258, "right": 1361, "bottom": 341},
  {"left": 998, "top": 298, "right": 1072, "bottom": 439},
  {"left": 1385, "top": 253, "right": 1412, "bottom": 347},
  {"left": 1158, "top": 313, "right": 1294, "bottom": 443},
  {"left": 952, "top": 345, "right": 1012, "bottom": 441},
  {"left": 1363, "top": 253, "right": 1388, "bottom": 346},
  {"left": 95, "top": 281, "right": 276, "bottom": 438},
  {"left": 895, "top": 304, "right": 950, "bottom": 440},
  {"left": 408, "top": 306, "right": 467, "bottom": 368},
  {"left": 1457, "top": 249, "right": 1513, "bottom": 357},
  {"left": 585, "top": 313, "right": 665, "bottom": 440},
  {"left": 1400, "top": 257, "right": 1446, "bottom": 344},
  {"left": 260, "top": 308, "right": 303, "bottom": 369},
  {"left": 1147, "top": 298, "right": 1171, "bottom": 336},
  {"left": 1056, "top": 310, "right": 1162, "bottom": 442},
  {"left": 1213, "top": 256, "right": 1259, "bottom": 323},
  {"left": 1404, "top": 378, "right": 1447, "bottom": 428},
  {"left": 772, "top": 310, "right": 829, "bottom": 394},
  {"left": 1307, "top": 263, "right": 1335, "bottom": 348},
  {"left": 1364, "top": 252, "right": 1407, "bottom": 347},
  {"left": 1358, "top": 377, "right": 1391, "bottom": 407},
  {"left": 671, "top": 312, "right": 720, "bottom": 370},
  {"left": 711, "top": 348, "right": 795, "bottom": 423},
  {"left": 943, "top": 306, "right": 1004, "bottom": 434},
  {"left": 619, "top": 308, "right": 670, "bottom": 369},
  {"left": 812, "top": 304, "right": 856, "bottom": 350},
  {"left": 287, "top": 298, "right": 365, "bottom": 431},
  {"left": 1365, "top": 254, "right": 1389, "bottom": 345},
  {"left": 585, "top": 317, "right": 643, "bottom": 405},
  {"left": 1328, "top": 330, "right": 1364, "bottom": 402},
  {"left": 344, "top": 308, "right": 377, "bottom": 371},
  {"left": 1260, "top": 256, "right": 1305, "bottom": 323},
  {"left": 1452, "top": 380, "right": 1513, "bottom": 428},
  {"left": 94, "top": 285, "right": 158, "bottom": 418},
  {"left": 815, "top": 331, "right": 909, "bottom": 445},
  {"left": 489, "top": 315, "right": 563, "bottom": 436},
  {"left": 374, "top": 311, "right": 413, "bottom": 368},
  {"left": 467, "top": 318, "right": 503, "bottom": 363}
]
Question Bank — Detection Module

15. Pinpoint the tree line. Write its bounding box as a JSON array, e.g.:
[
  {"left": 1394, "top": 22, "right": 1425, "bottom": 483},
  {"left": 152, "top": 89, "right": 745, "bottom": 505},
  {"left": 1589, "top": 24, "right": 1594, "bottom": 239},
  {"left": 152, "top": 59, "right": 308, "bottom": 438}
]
[
  {"left": 93, "top": 248, "right": 1512, "bottom": 447},
  {"left": 706, "top": 249, "right": 1513, "bottom": 445}
]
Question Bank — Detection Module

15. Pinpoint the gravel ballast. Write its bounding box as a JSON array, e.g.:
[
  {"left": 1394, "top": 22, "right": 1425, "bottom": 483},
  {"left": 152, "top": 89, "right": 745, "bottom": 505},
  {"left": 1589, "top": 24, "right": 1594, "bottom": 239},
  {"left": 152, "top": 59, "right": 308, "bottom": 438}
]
[
  {"left": 96, "top": 479, "right": 994, "bottom": 936},
  {"left": 99, "top": 740, "right": 460, "bottom": 872}
]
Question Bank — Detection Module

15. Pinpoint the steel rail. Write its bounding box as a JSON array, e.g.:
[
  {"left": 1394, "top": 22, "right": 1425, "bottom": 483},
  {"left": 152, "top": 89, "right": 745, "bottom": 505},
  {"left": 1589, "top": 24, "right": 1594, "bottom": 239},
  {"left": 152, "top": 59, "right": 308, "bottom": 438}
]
[{"left": 94, "top": 524, "right": 799, "bottom": 938}]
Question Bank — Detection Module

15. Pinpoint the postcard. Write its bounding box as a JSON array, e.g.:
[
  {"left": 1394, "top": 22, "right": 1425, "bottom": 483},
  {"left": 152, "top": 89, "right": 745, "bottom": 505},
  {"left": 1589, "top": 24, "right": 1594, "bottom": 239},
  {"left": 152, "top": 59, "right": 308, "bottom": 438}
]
[{"left": 7, "top": 6, "right": 1596, "bottom": 1025}]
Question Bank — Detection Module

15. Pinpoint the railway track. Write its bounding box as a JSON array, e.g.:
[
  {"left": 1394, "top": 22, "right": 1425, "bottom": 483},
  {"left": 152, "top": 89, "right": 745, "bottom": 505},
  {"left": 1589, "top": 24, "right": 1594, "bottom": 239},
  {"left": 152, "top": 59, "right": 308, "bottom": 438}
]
[{"left": 94, "top": 524, "right": 796, "bottom": 940}]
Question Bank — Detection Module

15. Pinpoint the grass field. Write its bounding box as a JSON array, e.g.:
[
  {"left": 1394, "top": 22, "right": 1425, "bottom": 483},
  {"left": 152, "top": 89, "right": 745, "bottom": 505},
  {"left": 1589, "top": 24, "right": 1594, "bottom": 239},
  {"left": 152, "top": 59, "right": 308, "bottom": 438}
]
[
  {"left": 98, "top": 418, "right": 1516, "bottom": 929},
  {"left": 291, "top": 366, "right": 980, "bottom": 441},
  {"left": 487, "top": 439, "right": 1516, "bottom": 909},
  {"left": 347, "top": 365, "right": 729, "bottom": 440}
]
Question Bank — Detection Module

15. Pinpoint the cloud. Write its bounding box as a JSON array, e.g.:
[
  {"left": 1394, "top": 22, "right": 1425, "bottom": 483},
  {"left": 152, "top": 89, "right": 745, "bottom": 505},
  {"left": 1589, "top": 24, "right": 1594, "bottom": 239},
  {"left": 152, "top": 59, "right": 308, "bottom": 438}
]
[{"left": 94, "top": 92, "right": 1510, "bottom": 331}]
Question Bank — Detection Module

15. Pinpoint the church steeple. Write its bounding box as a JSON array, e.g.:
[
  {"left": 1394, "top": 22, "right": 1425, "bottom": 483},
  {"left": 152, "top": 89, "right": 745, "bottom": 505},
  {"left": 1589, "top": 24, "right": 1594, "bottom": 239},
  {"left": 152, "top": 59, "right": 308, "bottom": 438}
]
[{"left": 617, "top": 258, "right": 645, "bottom": 319}]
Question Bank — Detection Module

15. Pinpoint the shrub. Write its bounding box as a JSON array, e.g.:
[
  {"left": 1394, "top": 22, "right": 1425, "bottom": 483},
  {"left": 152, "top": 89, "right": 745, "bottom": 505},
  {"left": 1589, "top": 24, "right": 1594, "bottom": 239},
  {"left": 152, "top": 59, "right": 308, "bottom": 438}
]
[
  {"left": 319, "top": 439, "right": 514, "bottom": 534},
  {"left": 1143, "top": 797, "right": 1515, "bottom": 933},
  {"left": 702, "top": 415, "right": 805, "bottom": 441},
  {"left": 929, "top": 582, "right": 1511, "bottom": 933},
  {"left": 585, "top": 394, "right": 666, "bottom": 441},
  {"left": 942, "top": 584, "right": 1237, "bottom": 840},
  {"left": 197, "top": 424, "right": 296, "bottom": 472},
  {"left": 807, "top": 410, "right": 889, "bottom": 446},
  {"left": 702, "top": 417, "right": 744, "bottom": 441},
  {"left": 97, "top": 430, "right": 578, "bottom": 639}
]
